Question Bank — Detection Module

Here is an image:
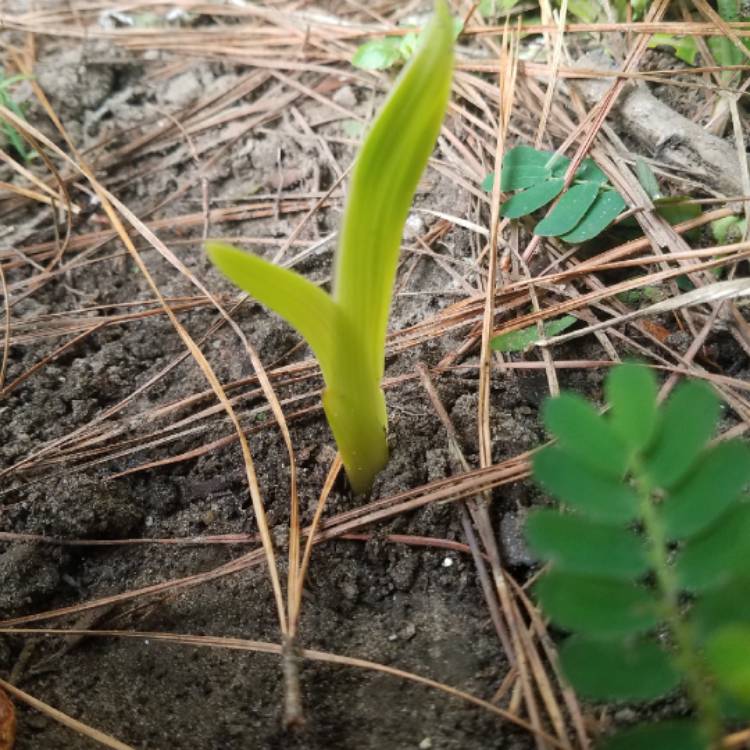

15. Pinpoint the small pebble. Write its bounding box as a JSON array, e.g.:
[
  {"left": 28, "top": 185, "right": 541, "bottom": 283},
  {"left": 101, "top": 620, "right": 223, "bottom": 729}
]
[
  {"left": 400, "top": 622, "right": 416, "bottom": 640},
  {"left": 332, "top": 84, "right": 357, "bottom": 109},
  {"left": 404, "top": 213, "right": 425, "bottom": 239},
  {"left": 442, "top": 557, "right": 454, "bottom": 568}
]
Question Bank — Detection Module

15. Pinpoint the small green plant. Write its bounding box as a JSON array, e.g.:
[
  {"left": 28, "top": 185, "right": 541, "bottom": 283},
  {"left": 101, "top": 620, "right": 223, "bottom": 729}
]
[
  {"left": 647, "top": 1, "right": 749, "bottom": 77},
  {"left": 352, "top": 16, "right": 462, "bottom": 71},
  {"left": 708, "top": 0, "right": 750, "bottom": 82},
  {"left": 482, "top": 146, "right": 627, "bottom": 243},
  {"left": 0, "top": 70, "right": 32, "bottom": 160},
  {"left": 207, "top": 1, "right": 454, "bottom": 493},
  {"left": 527, "top": 363, "right": 750, "bottom": 749},
  {"left": 647, "top": 33, "right": 699, "bottom": 65}
]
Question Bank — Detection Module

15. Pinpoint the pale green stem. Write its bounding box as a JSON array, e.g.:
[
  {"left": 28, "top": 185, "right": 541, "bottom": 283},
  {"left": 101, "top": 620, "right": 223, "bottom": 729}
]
[{"left": 634, "top": 463, "right": 722, "bottom": 747}]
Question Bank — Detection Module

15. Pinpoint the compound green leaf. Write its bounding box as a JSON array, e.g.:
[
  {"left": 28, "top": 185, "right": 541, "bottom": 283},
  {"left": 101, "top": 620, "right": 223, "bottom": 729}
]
[
  {"left": 491, "top": 315, "right": 576, "bottom": 352},
  {"left": 605, "top": 363, "right": 659, "bottom": 452},
  {"left": 500, "top": 178, "right": 565, "bottom": 219},
  {"left": 533, "top": 446, "right": 639, "bottom": 523},
  {"left": 599, "top": 722, "right": 704, "bottom": 750},
  {"left": 676, "top": 503, "right": 750, "bottom": 592},
  {"left": 352, "top": 38, "right": 403, "bottom": 70},
  {"left": 560, "top": 189, "right": 626, "bottom": 243},
  {"left": 560, "top": 636, "right": 680, "bottom": 701},
  {"left": 534, "top": 181, "right": 600, "bottom": 237},
  {"left": 660, "top": 441, "right": 750, "bottom": 539},
  {"left": 706, "top": 625, "right": 750, "bottom": 704},
  {"left": 644, "top": 380, "right": 720, "bottom": 489},
  {"left": 691, "top": 577, "right": 750, "bottom": 640},
  {"left": 534, "top": 571, "right": 660, "bottom": 637},
  {"left": 525, "top": 510, "right": 649, "bottom": 579},
  {"left": 543, "top": 393, "right": 629, "bottom": 479}
]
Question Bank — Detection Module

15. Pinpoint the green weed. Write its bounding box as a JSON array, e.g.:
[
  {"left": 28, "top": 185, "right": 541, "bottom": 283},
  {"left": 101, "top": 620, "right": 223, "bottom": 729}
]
[
  {"left": 528, "top": 363, "right": 750, "bottom": 749},
  {"left": 482, "top": 145, "right": 627, "bottom": 242}
]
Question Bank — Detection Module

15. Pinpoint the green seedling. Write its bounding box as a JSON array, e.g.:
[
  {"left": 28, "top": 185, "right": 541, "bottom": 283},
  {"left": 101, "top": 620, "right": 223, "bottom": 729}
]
[
  {"left": 352, "top": 15, "right": 462, "bottom": 71},
  {"left": 482, "top": 145, "right": 627, "bottom": 243},
  {"left": 528, "top": 363, "right": 750, "bottom": 749},
  {"left": 207, "top": 1, "right": 454, "bottom": 494}
]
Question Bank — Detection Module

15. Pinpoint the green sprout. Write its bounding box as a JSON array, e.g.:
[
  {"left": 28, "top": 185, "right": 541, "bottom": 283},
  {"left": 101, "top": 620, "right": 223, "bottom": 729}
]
[
  {"left": 206, "top": 1, "right": 454, "bottom": 494},
  {"left": 528, "top": 363, "right": 750, "bottom": 749},
  {"left": 0, "top": 70, "right": 32, "bottom": 160}
]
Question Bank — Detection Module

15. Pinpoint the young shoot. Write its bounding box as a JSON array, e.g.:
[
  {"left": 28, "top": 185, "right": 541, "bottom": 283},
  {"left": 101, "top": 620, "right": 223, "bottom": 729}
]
[{"left": 207, "top": 1, "right": 454, "bottom": 493}]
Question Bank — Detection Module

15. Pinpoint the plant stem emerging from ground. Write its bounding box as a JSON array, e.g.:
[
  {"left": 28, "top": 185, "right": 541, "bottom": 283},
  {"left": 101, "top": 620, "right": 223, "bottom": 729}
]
[{"left": 207, "top": 0, "right": 454, "bottom": 493}]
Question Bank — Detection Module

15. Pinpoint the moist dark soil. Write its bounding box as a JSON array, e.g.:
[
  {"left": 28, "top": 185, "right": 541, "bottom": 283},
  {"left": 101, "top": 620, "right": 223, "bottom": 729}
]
[{"left": 1, "top": 6, "right": 748, "bottom": 750}]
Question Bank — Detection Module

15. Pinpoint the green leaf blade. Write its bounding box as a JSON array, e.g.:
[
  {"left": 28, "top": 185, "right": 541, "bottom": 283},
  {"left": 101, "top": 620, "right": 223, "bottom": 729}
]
[
  {"left": 491, "top": 315, "right": 576, "bottom": 352},
  {"left": 500, "top": 178, "right": 565, "bottom": 219},
  {"left": 525, "top": 510, "right": 650, "bottom": 579},
  {"left": 654, "top": 196, "right": 702, "bottom": 227},
  {"left": 543, "top": 394, "right": 629, "bottom": 479},
  {"left": 691, "top": 577, "right": 750, "bottom": 640},
  {"left": 676, "top": 503, "right": 750, "bottom": 592},
  {"left": 534, "top": 181, "right": 600, "bottom": 237},
  {"left": 335, "top": 0, "right": 454, "bottom": 385},
  {"left": 205, "top": 241, "right": 340, "bottom": 380},
  {"left": 534, "top": 571, "right": 660, "bottom": 637},
  {"left": 560, "top": 636, "right": 680, "bottom": 701},
  {"left": 644, "top": 380, "right": 720, "bottom": 489},
  {"left": 560, "top": 189, "right": 626, "bottom": 243},
  {"left": 533, "top": 446, "right": 639, "bottom": 523},
  {"left": 600, "top": 722, "right": 704, "bottom": 750},
  {"left": 660, "top": 440, "right": 750, "bottom": 539},
  {"left": 605, "top": 363, "right": 659, "bottom": 452}
]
